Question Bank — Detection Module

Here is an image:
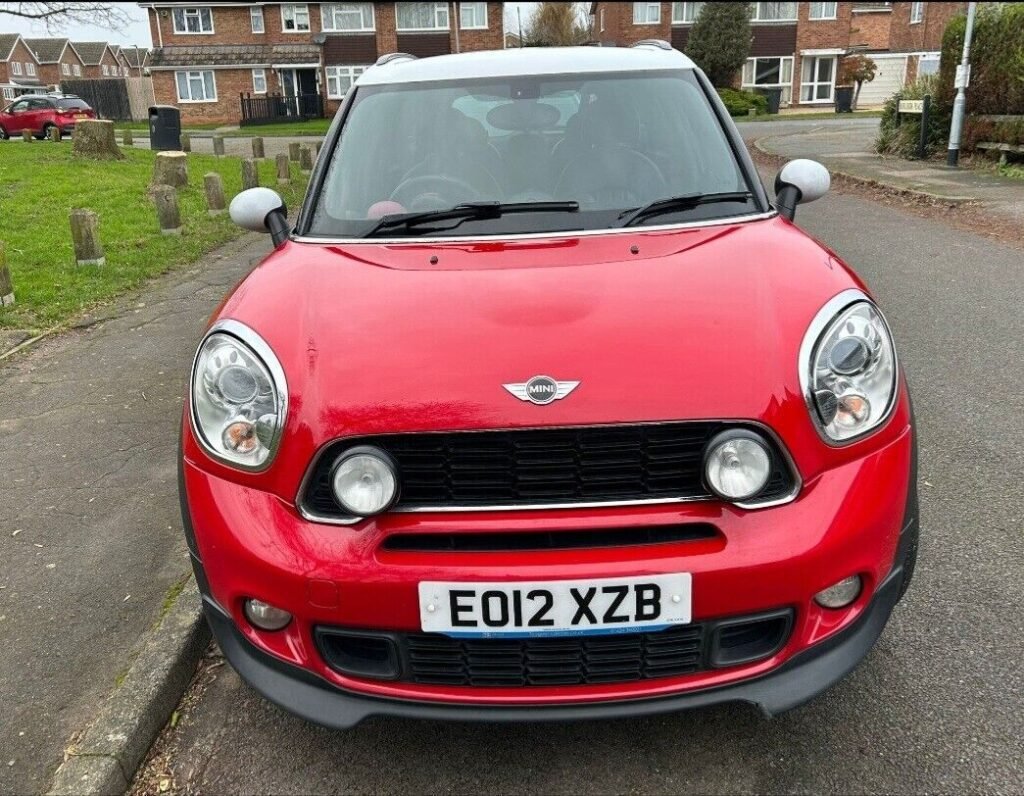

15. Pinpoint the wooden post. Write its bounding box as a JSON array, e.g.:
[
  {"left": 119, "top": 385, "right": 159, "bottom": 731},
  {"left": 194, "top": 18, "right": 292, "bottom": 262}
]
[
  {"left": 69, "top": 210, "right": 105, "bottom": 266},
  {"left": 0, "top": 242, "right": 14, "bottom": 306},
  {"left": 315, "top": 141, "right": 322, "bottom": 158},
  {"left": 276, "top": 153, "right": 291, "bottom": 185},
  {"left": 47, "top": 126, "right": 61, "bottom": 143},
  {"left": 123, "top": 128, "right": 134, "bottom": 146},
  {"left": 72, "top": 119, "right": 122, "bottom": 160},
  {"left": 251, "top": 137, "right": 265, "bottom": 159},
  {"left": 152, "top": 185, "right": 182, "bottom": 235},
  {"left": 241, "top": 157, "right": 260, "bottom": 190},
  {"left": 299, "top": 146, "right": 313, "bottom": 173},
  {"left": 22, "top": 129, "right": 32, "bottom": 143},
  {"left": 212, "top": 135, "right": 225, "bottom": 157},
  {"left": 181, "top": 132, "right": 191, "bottom": 152},
  {"left": 151, "top": 151, "right": 189, "bottom": 188},
  {"left": 204, "top": 173, "right": 227, "bottom": 216},
  {"left": 288, "top": 141, "right": 301, "bottom": 162}
]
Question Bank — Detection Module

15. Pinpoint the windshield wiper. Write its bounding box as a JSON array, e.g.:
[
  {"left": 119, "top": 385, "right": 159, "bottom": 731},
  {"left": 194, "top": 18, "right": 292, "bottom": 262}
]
[
  {"left": 363, "top": 200, "right": 579, "bottom": 237},
  {"left": 616, "top": 192, "right": 753, "bottom": 228}
]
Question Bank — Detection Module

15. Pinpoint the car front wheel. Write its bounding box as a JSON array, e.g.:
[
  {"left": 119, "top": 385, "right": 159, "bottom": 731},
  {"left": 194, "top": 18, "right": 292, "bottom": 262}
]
[{"left": 0, "top": 126, "right": 8, "bottom": 140}]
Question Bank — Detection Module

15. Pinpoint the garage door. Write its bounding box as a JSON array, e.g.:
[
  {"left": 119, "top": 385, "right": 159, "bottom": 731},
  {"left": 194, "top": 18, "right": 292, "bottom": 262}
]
[{"left": 856, "top": 55, "right": 908, "bottom": 107}]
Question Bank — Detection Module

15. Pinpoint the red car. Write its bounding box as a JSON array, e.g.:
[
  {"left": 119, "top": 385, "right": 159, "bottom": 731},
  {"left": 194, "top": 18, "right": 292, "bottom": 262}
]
[
  {"left": 181, "top": 44, "right": 917, "bottom": 727},
  {"left": 0, "top": 94, "right": 96, "bottom": 139}
]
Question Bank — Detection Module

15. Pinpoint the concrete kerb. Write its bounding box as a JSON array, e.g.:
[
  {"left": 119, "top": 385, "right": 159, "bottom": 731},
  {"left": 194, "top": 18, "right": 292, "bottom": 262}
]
[{"left": 47, "top": 577, "right": 210, "bottom": 796}]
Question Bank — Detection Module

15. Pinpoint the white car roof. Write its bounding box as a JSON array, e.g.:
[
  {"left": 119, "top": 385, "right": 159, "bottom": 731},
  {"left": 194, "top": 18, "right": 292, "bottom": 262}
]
[{"left": 357, "top": 45, "right": 695, "bottom": 87}]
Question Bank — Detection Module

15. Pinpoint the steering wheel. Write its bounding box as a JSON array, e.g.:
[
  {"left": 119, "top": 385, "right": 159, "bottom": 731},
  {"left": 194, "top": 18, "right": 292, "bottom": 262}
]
[
  {"left": 554, "top": 145, "right": 667, "bottom": 210},
  {"left": 389, "top": 175, "right": 483, "bottom": 211}
]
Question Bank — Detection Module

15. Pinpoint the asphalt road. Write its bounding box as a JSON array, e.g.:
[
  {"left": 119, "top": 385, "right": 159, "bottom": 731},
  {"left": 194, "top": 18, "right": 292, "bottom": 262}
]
[{"left": 132, "top": 127, "right": 1023, "bottom": 794}]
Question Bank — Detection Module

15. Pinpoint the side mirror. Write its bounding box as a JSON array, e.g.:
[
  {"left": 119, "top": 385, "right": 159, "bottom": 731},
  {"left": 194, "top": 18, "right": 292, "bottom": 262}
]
[
  {"left": 229, "top": 187, "right": 290, "bottom": 248},
  {"left": 773, "top": 159, "right": 830, "bottom": 221}
]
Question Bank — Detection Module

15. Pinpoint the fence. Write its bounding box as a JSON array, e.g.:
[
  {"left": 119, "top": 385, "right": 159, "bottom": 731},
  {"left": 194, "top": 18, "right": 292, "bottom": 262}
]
[
  {"left": 240, "top": 92, "right": 324, "bottom": 126},
  {"left": 59, "top": 78, "right": 154, "bottom": 122}
]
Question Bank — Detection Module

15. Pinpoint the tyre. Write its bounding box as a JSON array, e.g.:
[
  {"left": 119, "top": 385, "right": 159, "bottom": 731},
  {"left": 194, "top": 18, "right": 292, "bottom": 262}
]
[
  {"left": 0, "top": 126, "right": 8, "bottom": 140},
  {"left": 39, "top": 123, "right": 56, "bottom": 140}
]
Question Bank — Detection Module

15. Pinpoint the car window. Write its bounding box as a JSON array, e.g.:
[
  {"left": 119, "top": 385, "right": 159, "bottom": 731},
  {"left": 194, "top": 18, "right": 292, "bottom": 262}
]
[
  {"left": 311, "top": 69, "right": 750, "bottom": 238},
  {"left": 8, "top": 100, "right": 29, "bottom": 113},
  {"left": 28, "top": 98, "right": 51, "bottom": 110},
  {"left": 57, "top": 98, "right": 90, "bottom": 110}
]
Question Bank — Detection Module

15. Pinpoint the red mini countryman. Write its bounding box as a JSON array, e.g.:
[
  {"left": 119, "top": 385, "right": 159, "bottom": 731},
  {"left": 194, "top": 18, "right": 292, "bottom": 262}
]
[{"left": 180, "top": 44, "right": 917, "bottom": 727}]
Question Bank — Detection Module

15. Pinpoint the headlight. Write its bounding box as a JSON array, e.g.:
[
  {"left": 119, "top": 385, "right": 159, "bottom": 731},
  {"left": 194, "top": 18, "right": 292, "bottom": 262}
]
[
  {"left": 801, "top": 291, "right": 897, "bottom": 443},
  {"left": 190, "top": 321, "right": 287, "bottom": 469},
  {"left": 331, "top": 446, "right": 399, "bottom": 516}
]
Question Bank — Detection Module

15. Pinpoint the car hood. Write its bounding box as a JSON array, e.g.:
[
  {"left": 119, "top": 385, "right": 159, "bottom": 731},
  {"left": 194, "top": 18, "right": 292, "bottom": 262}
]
[{"left": 210, "top": 216, "right": 869, "bottom": 493}]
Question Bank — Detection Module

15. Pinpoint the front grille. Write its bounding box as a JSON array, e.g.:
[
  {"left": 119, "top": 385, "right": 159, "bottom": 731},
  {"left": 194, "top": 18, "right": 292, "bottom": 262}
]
[{"left": 301, "top": 423, "right": 795, "bottom": 518}]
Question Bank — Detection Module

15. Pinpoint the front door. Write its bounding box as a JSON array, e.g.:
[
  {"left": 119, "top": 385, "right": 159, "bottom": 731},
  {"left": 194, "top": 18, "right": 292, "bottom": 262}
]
[{"left": 278, "top": 68, "right": 319, "bottom": 117}]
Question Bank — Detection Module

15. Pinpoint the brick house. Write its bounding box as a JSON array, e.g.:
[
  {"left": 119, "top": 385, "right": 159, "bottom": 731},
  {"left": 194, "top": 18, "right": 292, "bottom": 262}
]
[
  {"left": 142, "top": 2, "right": 506, "bottom": 125},
  {"left": 0, "top": 34, "right": 43, "bottom": 100},
  {"left": 589, "top": 2, "right": 963, "bottom": 108},
  {"left": 119, "top": 44, "right": 152, "bottom": 77},
  {"left": 23, "top": 38, "right": 87, "bottom": 88},
  {"left": 71, "top": 41, "right": 123, "bottom": 79}
]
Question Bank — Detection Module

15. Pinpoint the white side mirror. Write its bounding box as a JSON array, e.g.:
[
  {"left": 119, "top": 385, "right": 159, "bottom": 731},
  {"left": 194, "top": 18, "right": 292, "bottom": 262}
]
[
  {"left": 229, "top": 187, "right": 286, "bottom": 232},
  {"left": 774, "top": 159, "right": 830, "bottom": 220}
]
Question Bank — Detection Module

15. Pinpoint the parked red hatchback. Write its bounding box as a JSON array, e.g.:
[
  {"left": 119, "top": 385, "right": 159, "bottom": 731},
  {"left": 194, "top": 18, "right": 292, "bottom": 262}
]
[
  {"left": 0, "top": 94, "right": 96, "bottom": 139},
  {"left": 180, "top": 44, "right": 917, "bottom": 727}
]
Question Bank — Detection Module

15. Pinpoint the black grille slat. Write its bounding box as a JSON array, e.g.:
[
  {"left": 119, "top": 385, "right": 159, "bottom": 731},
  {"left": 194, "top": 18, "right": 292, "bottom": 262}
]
[{"left": 302, "top": 423, "right": 795, "bottom": 518}]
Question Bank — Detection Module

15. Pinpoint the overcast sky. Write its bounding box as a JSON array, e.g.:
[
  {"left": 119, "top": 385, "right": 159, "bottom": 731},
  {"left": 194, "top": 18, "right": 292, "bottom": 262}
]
[{"left": 0, "top": 2, "right": 540, "bottom": 49}]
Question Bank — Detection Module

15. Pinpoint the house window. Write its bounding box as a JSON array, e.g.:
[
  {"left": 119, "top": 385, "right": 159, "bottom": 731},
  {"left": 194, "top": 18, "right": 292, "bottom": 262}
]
[
  {"left": 62, "top": 63, "right": 71, "bottom": 75},
  {"left": 800, "top": 55, "right": 836, "bottom": 102},
  {"left": 918, "top": 53, "right": 940, "bottom": 76},
  {"left": 910, "top": 2, "right": 923, "bottom": 24},
  {"left": 325, "top": 64, "right": 366, "bottom": 98},
  {"left": 11, "top": 62, "right": 21, "bottom": 76},
  {"left": 459, "top": 2, "right": 487, "bottom": 29},
  {"left": 750, "top": 2, "right": 798, "bottom": 22},
  {"left": 396, "top": 2, "right": 450, "bottom": 30},
  {"left": 102, "top": 64, "right": 109, "bottom": 76},
  {"left": 252, "top": 68, "right": 267, "bottom": 93},
  {"left": 633, "top": 2, "right": 661, "bottom": 24},
  {"left": 73, "top": 64, "right": 81, "bottom": 76},
  {"left": 742, "top": 56, "right": 793, "bottom": 104},
  {"left": 250, "top": 6, "right": 265, "bottom": 33},
  {"left": 322, "top": 3, "right": 375, "bottom": 31},
  {"left": 172, "top": 7, "right": 214, "bottom": 34},
  {"left": 281, "top": 3, "right": 311, "bottom": 32},
  {"left": 672, "top": 2, "right": 705, "bottom": 24},
  {"left": 26, "top": 63, "right": 36, "bottom": 76},
  {"left": 174, "top": 70, "right": 217, "bottom": 102},
  {"left": 809, "top": 2, "right": 837, "bottom": 20},
  {"left": 2, "top": 88, "right": 14, "bottom": 100}
]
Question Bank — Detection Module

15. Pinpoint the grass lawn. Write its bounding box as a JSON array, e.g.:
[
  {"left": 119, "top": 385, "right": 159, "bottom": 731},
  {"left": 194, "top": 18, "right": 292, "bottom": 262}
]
[
  {"left": 738, "top": 110, "right": 883, "bottom": 123},
  {"left": 116, "top": 118, "right": 331, "bottom": 138},
  {"left": 0, "top": 140, "right": 308, "bottom": 332}
]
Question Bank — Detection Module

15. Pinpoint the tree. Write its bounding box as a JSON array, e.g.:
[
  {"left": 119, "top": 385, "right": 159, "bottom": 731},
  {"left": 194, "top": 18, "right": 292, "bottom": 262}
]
[
  {"left": 523, "top": 2, "right": 591, "bottom": 47},
  {"left": 839, "top": 54, "right": 877, "bottom": 110},
  {"left": 0, "top": 2, "right": 130, "bottom": 31},
  {"left": 685, "top": 2, "right": 752, "bottom": 88}
]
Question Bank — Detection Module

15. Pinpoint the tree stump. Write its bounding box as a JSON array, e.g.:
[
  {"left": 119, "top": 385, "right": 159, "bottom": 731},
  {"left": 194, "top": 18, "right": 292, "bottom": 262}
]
[
  {"left": 0, "top": 242, "right": 14, "bottom": 306},
  {"left": 152, "top": 186, "right": 182, "bottom": 235},
  {"left": 48, "top": 126, "right": 61, "bottom": 143},
  {"left": 251, "top": 137, "right": 265, "bottom": 159},
  {"left": 181, "top": 133, "right": 191, "bottom": 153},
  {"left": 69, "top": 210, "right": 105, "bottom": 266},
  {"left": 152, "top": 151, "right": 188, "bottom": 188},
  {"left": 72, "top": 120, "right": 123, "bottom": 160},
  {"left": 123, "top": 128, "right": 134, "bottom": 146},
  {"left": 212, "top": 135, "right": 225, "bottom": 157},
  {"left": 21, "top": 129, "right": 32, "bottom": 143},
  {"left": 288, "top": 142, "right": 301, "bottom": 162},
  {"left": 204, "top": 173, "right": 227, "bottom": 216},
  {"left": 241, "top": 157, "right": 260, "bottom": 191},
  {"left": 299, "top": 146, "right": 313, "bottom": 173},
  {"left": 276, "top": 153, "right": 291, "bottom": 185}
]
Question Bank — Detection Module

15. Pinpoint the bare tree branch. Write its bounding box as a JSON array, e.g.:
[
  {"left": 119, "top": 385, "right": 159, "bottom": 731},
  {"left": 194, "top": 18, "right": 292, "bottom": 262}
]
[{"left": 0, "top": 2, "right": 132, "bottom": 32}]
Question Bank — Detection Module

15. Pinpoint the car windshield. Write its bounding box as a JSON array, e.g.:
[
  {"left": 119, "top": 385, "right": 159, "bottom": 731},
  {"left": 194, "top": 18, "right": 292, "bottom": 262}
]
[
  {"left": 309, "top": 69, "right": 754, "bottom": 238},
  {"left": 56, "top": 98, "right": 90, "bottom": 110}
]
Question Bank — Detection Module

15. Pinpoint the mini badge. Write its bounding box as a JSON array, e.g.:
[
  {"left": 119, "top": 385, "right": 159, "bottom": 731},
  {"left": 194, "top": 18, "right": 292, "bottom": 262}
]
[{"left": 503, "top": 375, "right": 580, "bottom": 405}]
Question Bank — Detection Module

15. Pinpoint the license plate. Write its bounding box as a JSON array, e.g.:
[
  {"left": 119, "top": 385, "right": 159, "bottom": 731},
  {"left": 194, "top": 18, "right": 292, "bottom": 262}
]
[{"left": 418, "top": 573, "right": 691, "bottom": 638}]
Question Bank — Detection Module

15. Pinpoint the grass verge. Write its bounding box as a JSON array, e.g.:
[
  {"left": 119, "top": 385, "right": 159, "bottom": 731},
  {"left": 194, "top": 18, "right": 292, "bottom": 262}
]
[
  {"left": 0, "top": 140, "right": 308, "bottom": 331},
  {"left": 116, "top": 118, "right": 331, "bottom": 138},
  {"left": 738, "top": 110, "right": 883, "bottom": 123}
]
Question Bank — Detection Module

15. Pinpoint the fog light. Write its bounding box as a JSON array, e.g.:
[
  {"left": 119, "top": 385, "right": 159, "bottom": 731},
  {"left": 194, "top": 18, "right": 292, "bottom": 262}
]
[
  {"left": 331, "top": 446, "right": 399, "bottom": 516},
  {"left": 244, "top": 598, "right": 292, "bottom": 630},
  {"left": 814, "top": 575, "right": 862, "bottom": 609},
  {"left": 704, "top": 430, "right": 772, "bottom": 501}
]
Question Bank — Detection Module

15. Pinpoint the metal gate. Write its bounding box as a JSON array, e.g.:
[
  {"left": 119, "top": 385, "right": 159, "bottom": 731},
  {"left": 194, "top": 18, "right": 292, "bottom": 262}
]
[{"left": 239, "top": 92, "right": 323, "bottom": 126}]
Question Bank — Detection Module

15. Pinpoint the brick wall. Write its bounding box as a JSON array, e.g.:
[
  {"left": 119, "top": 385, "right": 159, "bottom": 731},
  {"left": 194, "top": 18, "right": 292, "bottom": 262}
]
[
  {"left": 149, "top": 4, "right": 328, "bottom": 48},
  {"left": 453, "top": 1, "right": 504, "bottom": 52},
  {"left": 888, "top": 1, "right": 964, "bottom": 53},
  {"left": 3, "top": 39, "right": 39, "bottom": 86},
  {"left": 153, "top": 68, "right": 280, "bottom": 125},
  {"left": 593, "top": 1, "right": 671, "bottom": 46},
  {"left": 849, "top": 7, "right": 892, "bottom": 51},
  {"left": 375, "top": 3, "right": 399, "bottom": 54}
]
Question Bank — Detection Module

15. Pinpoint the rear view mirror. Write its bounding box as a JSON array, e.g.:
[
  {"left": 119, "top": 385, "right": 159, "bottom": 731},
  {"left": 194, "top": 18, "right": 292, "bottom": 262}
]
[
  {"left": 229, "top": 187, "right": 290, "bottom": 247},
  {"left": 774, "top": 159, "right": 830, "bottom": 221}
]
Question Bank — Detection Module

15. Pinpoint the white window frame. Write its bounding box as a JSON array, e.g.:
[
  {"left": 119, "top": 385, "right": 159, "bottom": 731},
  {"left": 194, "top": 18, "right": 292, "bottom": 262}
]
[
  {"left": 11, "top": 62, "right": 21, "bottom": 76},
  {"left": 742, "top": 55, "right": 794, "bottom": 104},
  {"left": 2, "top": 87, "right": 14, "bottom": 100},
  {"left": 800, "top": 54, "right": 836, "bottom": 103},
  {"left": 910, "top": 2, "right": 924, "bottom": 24},
  {"left": 633, "top": 1, "right": 661, "bottom": 25},
  {"left": 62, "top": 63, "right": 71, "bottom": 76},
  {"left": 395, "top": 2, "right": 450, "bottom": 31},
  {"left": 102, "top": 64, "right": 109, "bottom": 76},
  {"left": 321, "top": 3, "right": 376, "bottom": 32},
  {"left": 26, "top": 62, "right": 36, "bottom": 76},
  {"left": 281, "top": 3, "right": 311, "bottom": 32},
  {"left": 459, "top": 2, "right": 487, "bottom": 30},
  {"left": 808, "top": 2, "right": 837, "bottom": 20},
  {"left": 750, "top": 2, "right": 798, "bottom": 22},
  {"left": 172, "top": 7, "right": 215, "bottom": 34},
  {"left": 599, "top": 7, "right": 605, "bottom": 32},
  {"left": 73, "top": 64, "right": 82, "bottom": 76},
  {"left": 672, "top": 2, "right": 705, "bottom": 24},
  {"left": 324, "top": 64, "right": 367, "bottom": 99},
  {"left": 250, "top": 5, "right": 265, "bottom": 33},
  {"left": 174, "top": 69, "right": 217, "bottom": 103},
  {"left": 252, "top": 68, "right": 268, "bottom": 93}
]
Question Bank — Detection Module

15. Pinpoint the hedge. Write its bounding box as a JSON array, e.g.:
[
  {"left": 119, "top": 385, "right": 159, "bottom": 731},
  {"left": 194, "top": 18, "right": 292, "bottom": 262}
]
[{"left": 717, "top": 88, "right": 769, "bottom": 117}]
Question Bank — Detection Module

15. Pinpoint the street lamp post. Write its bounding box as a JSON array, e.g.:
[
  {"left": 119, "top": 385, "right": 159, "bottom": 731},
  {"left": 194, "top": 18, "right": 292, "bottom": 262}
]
[{"left": 946, "top": 2, "right": 978, "bottom": 167}]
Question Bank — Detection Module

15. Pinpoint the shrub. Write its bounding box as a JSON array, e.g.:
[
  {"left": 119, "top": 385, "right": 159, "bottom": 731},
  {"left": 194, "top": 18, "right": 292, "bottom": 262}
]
[
  {"left": 717, "top": 88, "right": 769, "bottom": 117},
  {"left": 686, "top": 3, "right": 752, "bottom": 88},
  {"left": 875, "top": 74, "right": 947, "bottom": 158}
]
